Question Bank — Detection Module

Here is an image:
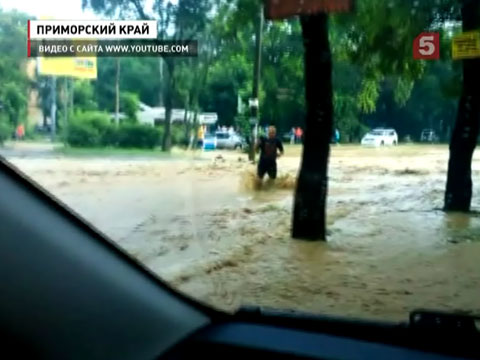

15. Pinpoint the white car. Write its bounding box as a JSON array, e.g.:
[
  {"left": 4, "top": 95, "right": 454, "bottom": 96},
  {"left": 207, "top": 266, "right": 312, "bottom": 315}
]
[
  {"left": 215, "top": 131, "right": 245, "bottom": 150},
  {"left": 361, "top": 128, "right": 398, "bottom": 146}
]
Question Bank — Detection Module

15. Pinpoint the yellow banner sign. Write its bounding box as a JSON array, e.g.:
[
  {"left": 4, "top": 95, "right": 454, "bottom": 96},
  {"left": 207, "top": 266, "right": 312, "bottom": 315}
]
[
  {"left": 37, "top": 56, "right": 97, "bottom": 79},
  {"left": 35, "top": 16, "right": 97, "bottom": 79},
  {"left": 452, "top": 31, "right": 480, "bottom": 60}
]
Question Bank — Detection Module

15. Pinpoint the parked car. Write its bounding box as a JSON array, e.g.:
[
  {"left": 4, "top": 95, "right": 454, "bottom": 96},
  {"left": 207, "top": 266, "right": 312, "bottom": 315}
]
[
  {"left": 361, "top": 128, "right": 398, "bottom": 146},
  {"left": 282, "top": 132, "right": 292, "bottom": 142},
  {"left": 203, "top": 133, "right": 217, "bottom": 150},
  {"left": 215, "top": 131, "right": 245, "bottom": 150},
  {"left": 420, "top": 129, "right": 439, "bottom": 143}
]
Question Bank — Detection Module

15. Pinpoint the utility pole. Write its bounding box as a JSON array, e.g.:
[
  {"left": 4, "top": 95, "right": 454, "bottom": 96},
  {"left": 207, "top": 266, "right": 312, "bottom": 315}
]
[
  {"left": 63, "top": 77, "right": 69, "bottom": 140},
  {"left": 69, "top": 78, "right": 74, "bottom": 112},
  {"left": 115, "top": 58, "right": 121, "bottom": 127},
  {"left": 248, "top": 3, "right": 264, "bottom": 162},
  {"left": 50, "top": 76, "right": 57, "bottom": 142}
]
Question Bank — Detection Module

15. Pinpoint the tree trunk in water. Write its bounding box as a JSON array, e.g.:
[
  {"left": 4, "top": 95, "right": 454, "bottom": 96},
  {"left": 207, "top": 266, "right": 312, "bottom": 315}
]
[
  {"left": 191, "top": 109, "right": 199, "bottom": 149},
  {"left": 444, "top": 0, "right": 480, "bottom": 212},
  {"left": 292, "top": 13, "right": 333, "bottom": 241},
  {"left": 162, "top": 60, "right": 174, "bottom": 152},
  {"left": 115, "top": 58, "right": 121, "bottom": 127},
  {"left": 183, "top": 95, "right": 190, "bottom": 147},
  {"left": 163, "top": 105, "right": 172, "bottom": 151}
]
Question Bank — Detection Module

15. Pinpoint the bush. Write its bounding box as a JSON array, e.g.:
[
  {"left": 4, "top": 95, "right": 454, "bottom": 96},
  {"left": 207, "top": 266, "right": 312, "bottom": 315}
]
[
  {"left": 0, "top": 116, "right": 12, "bottom": 145},
  {"left": 80, "top": 111, "right": 112, "bottom": 135},
  {"left": 73, "top": 81, "right": 98, "bottom": 111},
  {"left": 65, "top": 111, "right": 161, "bottom": 149},
  {"left": 170, "top": 125, "right": 186, "bottom": 146},
  {"left": 66, "top": 121, "right": 101, "bottom": 147},
  {"left": 120, "top": 92, "right": 140, "bottom": 121},
  {"left": 117, "top": 124, "right": 160, "bottom": 149},
  {"left": 100, "top": 125, "right": 119, "bottom": 146},
  {"left": 24, "top": 123, "right": 42, "bottom": 140},
  {"left": 66, "top": 111, "right": 114, "bottom": 147}
]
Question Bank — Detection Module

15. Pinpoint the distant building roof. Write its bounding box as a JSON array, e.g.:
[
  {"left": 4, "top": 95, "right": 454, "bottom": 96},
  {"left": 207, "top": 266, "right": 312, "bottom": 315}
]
[
  {"left": 138, "top": 102, "right": 217, "bottom": 125},
  {"left": 111, "top": 103, "right": 217, "bottom": 126}
]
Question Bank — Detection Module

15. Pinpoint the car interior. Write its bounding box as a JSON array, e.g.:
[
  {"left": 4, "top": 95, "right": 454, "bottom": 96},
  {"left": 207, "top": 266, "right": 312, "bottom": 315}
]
[{"left": 1, "top": 155, "right": 480, "bottom": 359}]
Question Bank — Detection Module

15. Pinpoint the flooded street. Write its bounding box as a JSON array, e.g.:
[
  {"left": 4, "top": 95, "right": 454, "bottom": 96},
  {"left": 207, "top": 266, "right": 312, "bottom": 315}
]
[{"left": 3, "top": 143, "right": 480, "bottom": 321}]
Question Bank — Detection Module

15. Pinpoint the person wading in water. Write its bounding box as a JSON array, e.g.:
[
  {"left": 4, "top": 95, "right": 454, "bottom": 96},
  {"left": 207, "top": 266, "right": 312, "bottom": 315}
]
[{"left": 255, "top": 125, "right": 284, "bottom": 189}]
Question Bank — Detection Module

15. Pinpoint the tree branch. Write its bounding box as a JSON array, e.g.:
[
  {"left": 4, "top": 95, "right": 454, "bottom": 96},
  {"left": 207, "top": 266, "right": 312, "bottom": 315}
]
[{"left": 132, "top": 0, "right": 150, "bottom": 20}]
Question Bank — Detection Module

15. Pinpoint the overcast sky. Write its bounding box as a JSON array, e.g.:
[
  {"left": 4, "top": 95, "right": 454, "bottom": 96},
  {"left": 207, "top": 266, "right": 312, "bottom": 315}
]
[
  {"left": 1, "top": 0, "right": 178, "bottom": 19},
  {"left": 1, "top": 0, "right": 100, "bottom": 19}
]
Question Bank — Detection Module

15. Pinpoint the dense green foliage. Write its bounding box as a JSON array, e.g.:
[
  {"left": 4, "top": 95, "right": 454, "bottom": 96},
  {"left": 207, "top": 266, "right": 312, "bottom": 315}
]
[
  {"left": 116, "top": 124, "right": 161, "bottom": 149},
  {"left": 66, "top": 111, "right": 114, "bottom": 147},
  {"left": 66, "top": 111, "right": 161, "bottom": 148},
  {"left": 0, "top": 114, "right": 12, "bottom": 144},
  {"left": 0, "top": 1, "right": 464, "bottom": 145},
  {"left": 0, "top": 8, "right": 29, "bottom": 136}
]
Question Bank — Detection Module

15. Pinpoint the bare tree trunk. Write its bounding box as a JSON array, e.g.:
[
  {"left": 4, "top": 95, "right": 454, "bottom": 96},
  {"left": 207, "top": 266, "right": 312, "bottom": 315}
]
[
  {"left": 183, "top": 94, "right": 190, "bottom": 147},
  {"left": 69, "top": 78, "right": 74, "bottom": 113},
  {"left": 162, "top": 60, "right": 174, "bottom": 151},
  {"left": 444, "top": 0, "right": 480, "bottom": 212},
  {"left": 186, "top": 66, "right": 210, "bottom": 149},
  {"left": 63, "top": 77, "right": 69, "bottom": 139},
  {"left": 292, "top": 13, "right": 333, "bottom": 241},
  {"left": 158, "top": 57, "right": 164, "bottom": 107},
  {"left": 50, "top": 76, "right": 57, "bottom": 141},
  {"left": 115, "top": 58, "right": 121, "bottom": 127},
  {"left": 163, "top": 106, "right": 172, "bottom": 151},
  {"left": 249, "top": 3, "right": 264, "bottom": 162}
]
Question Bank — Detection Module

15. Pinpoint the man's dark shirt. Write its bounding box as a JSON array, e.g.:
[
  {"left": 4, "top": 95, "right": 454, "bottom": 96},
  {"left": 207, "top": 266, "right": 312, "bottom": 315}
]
[{"left": 258, "top": 136, "right": 284, "bottom": 162}]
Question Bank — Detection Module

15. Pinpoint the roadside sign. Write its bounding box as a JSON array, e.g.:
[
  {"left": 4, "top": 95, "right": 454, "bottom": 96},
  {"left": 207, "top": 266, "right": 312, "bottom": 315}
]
[
  {"left": 452, "top": 31, "right": 480, "bottom": 60},
  {"left": 37, "top": 56, "right": 97, "bottom": 79},
  {"left": 249, "top": 98, "right": 259, "bottom": 108},
  {"left": 35, "top": 16, "right": 97, "bottom": 79},
  {"left": 199, "top": 113, "right": 218, "bottom": 125},
  {"left": 413, "top": 32, "right": 440, "bottom": 60},
  {"left": 264, "top": 0, "right": 354, "bottom": 20}
]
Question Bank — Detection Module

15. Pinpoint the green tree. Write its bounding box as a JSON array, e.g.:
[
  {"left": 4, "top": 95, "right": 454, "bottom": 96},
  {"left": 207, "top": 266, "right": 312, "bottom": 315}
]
[
  {"left": 73, "top": 80, "right": 98, "bottom": 112},
  {"left": 291, "top": 13, "right": 334, "bottom": 241},
  {"left": 0, "top": 82, "right": 27, "bottom": 126},
  {"left": 0, "top": 9, "right": 29, "bottom": 131},
  {"left": 120, "top": 91, "right": 140, "bottom": 121},
  {"left": 84, "top": 0, "right": 212, "bottom": 151},
  {"left": 444, "top": 0, "right": 480, "bottom": 211},
  {"left": 34, "top": 76, "right": 51, "bottom": 127},
  {"left": 261, "top": 19, "right": 305, "bottom": 132},
  {"left": 95, "top": 57, "right": 161, "bottom": 111},
  {"left": 199, "top": 0, "right": 255, "bottom": 127}
]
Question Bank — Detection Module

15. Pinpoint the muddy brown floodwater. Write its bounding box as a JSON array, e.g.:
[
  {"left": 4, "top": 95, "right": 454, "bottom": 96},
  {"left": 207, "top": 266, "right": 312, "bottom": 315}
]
[{"left": 3, "top": 143, "right": 480, "bottom": 321}]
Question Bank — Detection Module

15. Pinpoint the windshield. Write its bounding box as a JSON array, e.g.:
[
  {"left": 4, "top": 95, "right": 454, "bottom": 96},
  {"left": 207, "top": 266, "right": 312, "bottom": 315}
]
[
  {"left": 369, "top": 131, "right": 386, "bottom": 136},
  {"left": 1, "top": 0, "right": 479, "bottom": 322}
]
